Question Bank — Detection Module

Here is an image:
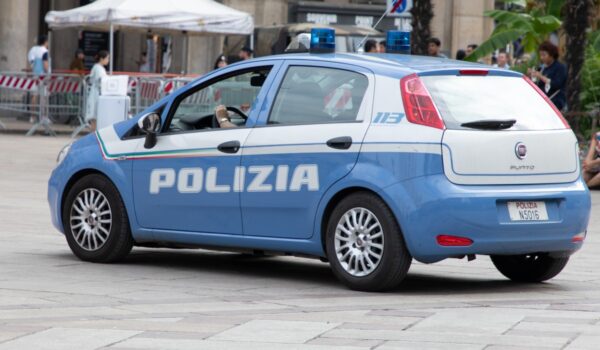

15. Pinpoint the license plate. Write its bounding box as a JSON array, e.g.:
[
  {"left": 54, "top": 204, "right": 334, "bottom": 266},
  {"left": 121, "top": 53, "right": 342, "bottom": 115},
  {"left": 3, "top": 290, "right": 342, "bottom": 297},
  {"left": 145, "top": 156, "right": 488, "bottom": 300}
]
[{"left": 507, "top": 201, "right": 548, "bottom": 221}]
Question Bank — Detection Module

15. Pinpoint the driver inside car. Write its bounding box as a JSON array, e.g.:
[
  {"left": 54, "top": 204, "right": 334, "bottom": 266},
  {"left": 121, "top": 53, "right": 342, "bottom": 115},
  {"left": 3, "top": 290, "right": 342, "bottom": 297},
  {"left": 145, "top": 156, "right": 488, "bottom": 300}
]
[{"left": 215, "top": 104, "right": 241, "bottom": 128}]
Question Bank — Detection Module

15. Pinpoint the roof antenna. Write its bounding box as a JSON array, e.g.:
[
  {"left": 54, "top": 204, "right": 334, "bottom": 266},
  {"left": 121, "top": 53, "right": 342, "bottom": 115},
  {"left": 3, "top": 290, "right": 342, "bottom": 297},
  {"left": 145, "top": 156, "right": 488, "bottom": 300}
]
[{"left": 357, "top": 0, "right": 403, "bottom": 52}]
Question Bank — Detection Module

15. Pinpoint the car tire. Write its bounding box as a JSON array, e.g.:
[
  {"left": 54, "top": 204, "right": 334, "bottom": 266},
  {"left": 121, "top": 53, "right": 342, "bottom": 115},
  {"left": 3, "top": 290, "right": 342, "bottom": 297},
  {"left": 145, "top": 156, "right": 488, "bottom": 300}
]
[
  {"left": 62, "top": 174, "right": 133, "bottom": 263},
  {"left": 490, "top": 254, "right": 569, "bottom": 282},
  {"left": 325, "top": 192, "right": 412, "bottom": 292}
]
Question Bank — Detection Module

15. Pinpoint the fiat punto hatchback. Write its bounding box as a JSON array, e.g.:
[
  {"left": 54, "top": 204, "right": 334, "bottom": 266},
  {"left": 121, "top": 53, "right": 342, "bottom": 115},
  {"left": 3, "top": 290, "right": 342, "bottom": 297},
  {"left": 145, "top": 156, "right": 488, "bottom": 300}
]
[{"left": 48, "top": 51, "right": 590, "bottom": 291}]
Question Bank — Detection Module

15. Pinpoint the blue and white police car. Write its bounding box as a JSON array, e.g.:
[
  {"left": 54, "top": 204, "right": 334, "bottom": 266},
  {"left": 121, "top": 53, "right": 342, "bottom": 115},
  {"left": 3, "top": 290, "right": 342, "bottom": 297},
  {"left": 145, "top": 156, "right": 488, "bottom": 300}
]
[{"left": 48, "top": 30, "right": 591, "bottom": 291}]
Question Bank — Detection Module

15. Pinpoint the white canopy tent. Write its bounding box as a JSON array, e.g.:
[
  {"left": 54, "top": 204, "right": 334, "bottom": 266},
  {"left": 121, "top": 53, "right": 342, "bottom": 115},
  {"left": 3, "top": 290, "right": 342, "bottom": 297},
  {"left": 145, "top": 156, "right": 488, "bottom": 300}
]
[{"left": 45, "top": 0, "right": 254, "bottom": 73}]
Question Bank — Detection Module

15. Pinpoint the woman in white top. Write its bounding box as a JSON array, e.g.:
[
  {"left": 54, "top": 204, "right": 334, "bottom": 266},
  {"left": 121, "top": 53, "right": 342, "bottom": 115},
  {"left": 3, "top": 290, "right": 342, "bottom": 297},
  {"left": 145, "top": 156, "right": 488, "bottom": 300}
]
[{"left": 85, "top": 50, "right": 109, "bottom": 132}]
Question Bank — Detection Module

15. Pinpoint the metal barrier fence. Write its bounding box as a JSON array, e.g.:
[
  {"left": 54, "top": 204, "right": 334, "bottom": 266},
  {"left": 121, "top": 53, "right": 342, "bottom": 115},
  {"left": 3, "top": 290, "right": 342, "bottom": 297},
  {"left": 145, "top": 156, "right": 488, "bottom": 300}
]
[
  {"left": 0, "top": 72, "right": 85, "bottom": 136},
  {"left": 129, "top": 76, "right": 196, "bottom": 115}
]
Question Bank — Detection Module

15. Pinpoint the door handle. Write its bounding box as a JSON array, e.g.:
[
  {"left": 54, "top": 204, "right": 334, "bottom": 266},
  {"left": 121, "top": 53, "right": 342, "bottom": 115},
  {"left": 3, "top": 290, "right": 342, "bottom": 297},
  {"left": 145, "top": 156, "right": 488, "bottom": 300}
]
[
  {"left": 217, "top": 140, "right": 241, "bottom": 154},
  {"left": 326, "top": 136, "right": 352, "bottom": 150}
]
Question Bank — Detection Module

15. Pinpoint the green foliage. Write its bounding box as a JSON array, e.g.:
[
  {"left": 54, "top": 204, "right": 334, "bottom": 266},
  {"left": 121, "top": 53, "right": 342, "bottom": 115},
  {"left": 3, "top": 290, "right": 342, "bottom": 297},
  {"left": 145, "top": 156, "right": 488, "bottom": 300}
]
[
  {"left": 466, "top": 0, "right": 564, "bottom": 62},
  {"left": 546, "top": 0, "right": 565, "bottom": 17},
  {"left": 593, "top": 33, "right": 600, "bottom": 52},
  {"left": 579, "top": 30, "right": 600, "bottom": 139},
  {"left": 582, "top": 31, "right": 600, "bottom": 111}
]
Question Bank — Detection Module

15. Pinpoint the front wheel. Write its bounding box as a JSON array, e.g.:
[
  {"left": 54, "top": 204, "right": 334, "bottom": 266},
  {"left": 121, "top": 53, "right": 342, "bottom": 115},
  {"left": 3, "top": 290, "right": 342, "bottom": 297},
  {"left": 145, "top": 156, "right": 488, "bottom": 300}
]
[
  {"left": 62, "top": 174, "right": 133, "bottom": 263},
  {"left": 491, "top": 254, "right": 569, "bottom": 282},
  {"left": 325, "top": 192, "right": 412, "bottom": 292}
]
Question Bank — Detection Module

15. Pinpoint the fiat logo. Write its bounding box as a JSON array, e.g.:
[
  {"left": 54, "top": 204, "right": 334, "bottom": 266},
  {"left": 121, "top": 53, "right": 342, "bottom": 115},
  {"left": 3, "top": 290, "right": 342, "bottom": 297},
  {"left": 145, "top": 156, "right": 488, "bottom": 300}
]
[{"left": 515, "top": 143, "right": 527, "bottom": 160}]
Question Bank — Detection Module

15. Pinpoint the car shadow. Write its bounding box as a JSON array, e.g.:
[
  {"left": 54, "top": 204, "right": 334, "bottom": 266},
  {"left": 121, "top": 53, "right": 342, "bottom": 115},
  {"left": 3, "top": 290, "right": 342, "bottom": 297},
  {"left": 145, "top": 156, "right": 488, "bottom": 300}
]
[{"left": 77, "top": 248, "right": 570, "bottom": 295}]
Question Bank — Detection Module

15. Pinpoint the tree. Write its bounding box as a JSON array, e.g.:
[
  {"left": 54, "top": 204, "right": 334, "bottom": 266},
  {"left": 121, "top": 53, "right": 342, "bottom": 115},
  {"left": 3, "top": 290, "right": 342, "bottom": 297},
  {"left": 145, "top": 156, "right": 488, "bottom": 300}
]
[
  {"left": 564, "top": 0, "right": 591, "bottom": 120},
  {"left": 466, "top": 0, "right": 564, "bottom": 62},
  {"left": 410, "top": 0, "right": 434, "bottom": 55}
]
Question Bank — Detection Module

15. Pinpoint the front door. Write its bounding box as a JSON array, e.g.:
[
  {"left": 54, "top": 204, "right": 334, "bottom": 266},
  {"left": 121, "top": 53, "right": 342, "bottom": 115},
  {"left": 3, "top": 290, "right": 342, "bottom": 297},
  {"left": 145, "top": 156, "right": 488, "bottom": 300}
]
[
  {"left": 240, "top": 62, "right": 374, "bottom": 239},
  {"left": 132, "top": 65, "right": 276, "bottom": 234}
]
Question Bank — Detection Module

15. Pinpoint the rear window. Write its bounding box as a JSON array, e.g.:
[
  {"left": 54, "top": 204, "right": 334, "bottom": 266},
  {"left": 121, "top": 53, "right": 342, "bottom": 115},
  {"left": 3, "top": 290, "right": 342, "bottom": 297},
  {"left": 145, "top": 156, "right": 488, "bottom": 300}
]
[{"left": 421, "top": 75, "right": 565, "bottom": 130}]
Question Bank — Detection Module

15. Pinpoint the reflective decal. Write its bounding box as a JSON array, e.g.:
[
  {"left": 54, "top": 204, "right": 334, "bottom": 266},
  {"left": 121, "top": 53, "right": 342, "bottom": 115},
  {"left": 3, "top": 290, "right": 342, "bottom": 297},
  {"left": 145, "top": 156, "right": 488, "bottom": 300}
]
[
  {"left": 373, "top": 112, "right": 405, "bottom": 124},
  {"left": 149, "top": 164, "right": 320, "bottom": 194}
]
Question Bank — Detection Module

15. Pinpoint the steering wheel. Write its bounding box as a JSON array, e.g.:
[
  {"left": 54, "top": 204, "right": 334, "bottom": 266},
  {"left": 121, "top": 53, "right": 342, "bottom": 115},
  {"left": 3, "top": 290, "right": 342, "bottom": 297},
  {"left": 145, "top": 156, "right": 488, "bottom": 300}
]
[{"left": 212, "top": 106, "right": 249, "bottom": 128}]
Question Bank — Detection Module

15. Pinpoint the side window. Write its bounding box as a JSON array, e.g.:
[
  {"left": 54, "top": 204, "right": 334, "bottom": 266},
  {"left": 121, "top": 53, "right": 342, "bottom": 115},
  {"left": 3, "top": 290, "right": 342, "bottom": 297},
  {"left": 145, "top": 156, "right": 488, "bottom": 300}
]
[
  {"left": 268, "top": 66, "right": 368, "bottom": 125},
  {"left": 167, "top": 67, "right": 272, "bottom": 133}
]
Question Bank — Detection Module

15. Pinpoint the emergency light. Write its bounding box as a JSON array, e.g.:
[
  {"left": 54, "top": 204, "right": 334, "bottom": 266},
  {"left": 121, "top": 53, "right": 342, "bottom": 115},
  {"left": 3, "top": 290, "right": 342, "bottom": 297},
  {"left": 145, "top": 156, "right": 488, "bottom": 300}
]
[
  {"left": 387, "top": 30, "right": 411, "bottom": 54},
  {"left": 310, "top": 28, "right": 336, "bottom": 53}
]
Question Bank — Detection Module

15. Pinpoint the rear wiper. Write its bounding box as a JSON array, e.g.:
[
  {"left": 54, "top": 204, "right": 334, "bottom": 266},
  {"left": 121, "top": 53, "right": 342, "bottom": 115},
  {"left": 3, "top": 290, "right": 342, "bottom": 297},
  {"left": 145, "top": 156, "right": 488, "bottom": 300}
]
[{"left": 460, "top": 119, "right": 516, "bottom": 130}]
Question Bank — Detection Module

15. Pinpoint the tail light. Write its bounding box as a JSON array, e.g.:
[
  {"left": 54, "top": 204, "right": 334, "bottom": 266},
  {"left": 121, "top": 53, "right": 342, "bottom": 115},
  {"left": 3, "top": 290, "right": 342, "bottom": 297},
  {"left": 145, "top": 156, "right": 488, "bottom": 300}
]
[
  {"left": 572, "top": 232, "right": 586, "bottom": 243},
  {"left": 523, "top": 76, "right": 570, "bottom": 129},
  {"left": 459, "top": 69, "right": 488, "bottom": 76},
  {"left": 436, "top": 235, "right": 473, "bottom": 247},
  {"left": 400, "top": 73, "right": 445, "bottom": 129}
]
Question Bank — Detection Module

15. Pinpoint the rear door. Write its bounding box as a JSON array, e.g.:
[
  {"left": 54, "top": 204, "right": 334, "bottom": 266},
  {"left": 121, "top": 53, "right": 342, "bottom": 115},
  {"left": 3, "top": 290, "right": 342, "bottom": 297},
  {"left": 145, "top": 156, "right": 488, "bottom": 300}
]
[
  {"left": 239, "top": 60, "right": 374, "bottom": 239},
  {"left": 419, "top": 71, "right": 579, "bottom": 185}
]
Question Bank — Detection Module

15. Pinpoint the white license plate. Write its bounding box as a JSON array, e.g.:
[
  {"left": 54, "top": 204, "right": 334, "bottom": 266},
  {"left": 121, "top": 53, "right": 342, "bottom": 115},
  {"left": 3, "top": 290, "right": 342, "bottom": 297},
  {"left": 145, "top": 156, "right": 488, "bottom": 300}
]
[{"left": 507, "top": 201, "right": 548, "bottom": 221}]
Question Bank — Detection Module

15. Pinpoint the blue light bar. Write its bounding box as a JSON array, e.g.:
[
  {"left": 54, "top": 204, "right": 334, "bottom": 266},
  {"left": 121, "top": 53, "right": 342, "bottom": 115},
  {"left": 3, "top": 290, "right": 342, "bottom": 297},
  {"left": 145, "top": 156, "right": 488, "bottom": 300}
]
[
  {"left": 387, "top": 30, "right": 411, "bottom": 54},
  {"left": 310, "top": 28, "right": 335, "bottom": 53}
]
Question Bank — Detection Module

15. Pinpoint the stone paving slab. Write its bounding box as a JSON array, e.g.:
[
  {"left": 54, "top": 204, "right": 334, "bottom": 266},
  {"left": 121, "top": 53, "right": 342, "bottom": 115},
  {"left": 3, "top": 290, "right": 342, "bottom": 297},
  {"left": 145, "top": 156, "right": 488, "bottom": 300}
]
[
  {"left": 209, "top": 319, "right": 339, "bottom": 343},
  {"left": 0, "top": 134, "right": 599, "bottom": 349},
  {"left": 0, "top": 328, "right": 141, "bottom": 350}
]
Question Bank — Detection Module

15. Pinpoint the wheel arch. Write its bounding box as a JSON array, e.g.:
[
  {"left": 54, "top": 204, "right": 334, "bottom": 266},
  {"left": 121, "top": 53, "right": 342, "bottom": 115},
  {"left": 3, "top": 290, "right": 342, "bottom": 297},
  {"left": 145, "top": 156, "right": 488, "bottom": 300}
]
[
  {"left": 60, "top": 168, "right": 133, "bottom": 234},
  {"left": 318, "top": 186, "right": 403, "bottom": 254}
]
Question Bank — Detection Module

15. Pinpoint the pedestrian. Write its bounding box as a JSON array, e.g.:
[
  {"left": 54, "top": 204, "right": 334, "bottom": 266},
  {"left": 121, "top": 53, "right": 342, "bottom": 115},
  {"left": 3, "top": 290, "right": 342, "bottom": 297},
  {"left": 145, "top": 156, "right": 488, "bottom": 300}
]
[
  {"left": 363, "top": 39, "right": 379, "bottom": 53},
  {"left": 427, "top": 38, "right": 447, "bottom": 58},
  {"left": 583, "top": 132, "right": 600, "bottom": 188},
  {"left": 28, "top": 35, "right": 50, "bottom": 76},
  {"left": 27, "top": 35, "right": 50, "bottom": 123},
  {"left": 465, "top": 44, "right": 478, "bottom": 57},
  {"left": 69, "top": 49, "right": 85, "bottom": 72},
  {"left": 493, "top": 51, "right": 511, "bottom": 69},
  {"left": 455, "top": 49, "right": 466, "bottom": 60},
  {"left": 528, "top": 41, "right": 567, "bottom": 110},
  {"left": 85, "top": 50, "right": 109, "bottom": 132},
  {"left": 378, "top": 40, "right": 386, "bottom": 53},
  {"left": 214, "top": 55, "right": 228, "bottom": 70},
  {"left": 138, "top": 52, "right": 150, "bottom": 73},
  {"left": 238, "top": 46, "right": 253, "bottom": 61}
]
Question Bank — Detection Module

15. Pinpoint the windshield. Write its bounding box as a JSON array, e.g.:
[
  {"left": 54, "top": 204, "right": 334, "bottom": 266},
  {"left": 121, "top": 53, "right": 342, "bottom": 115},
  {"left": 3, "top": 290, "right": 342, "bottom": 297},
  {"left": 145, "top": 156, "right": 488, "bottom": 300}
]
[{"left": 421, "top": 75, "right": 565, "bottom": 131}]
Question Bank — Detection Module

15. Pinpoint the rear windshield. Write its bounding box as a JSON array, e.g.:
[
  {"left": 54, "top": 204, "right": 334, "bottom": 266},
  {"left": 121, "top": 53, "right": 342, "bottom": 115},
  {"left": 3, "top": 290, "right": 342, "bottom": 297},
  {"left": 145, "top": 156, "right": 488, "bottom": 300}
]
[{"left": 421, "top": 75, "right": 564, "bottom": 130}]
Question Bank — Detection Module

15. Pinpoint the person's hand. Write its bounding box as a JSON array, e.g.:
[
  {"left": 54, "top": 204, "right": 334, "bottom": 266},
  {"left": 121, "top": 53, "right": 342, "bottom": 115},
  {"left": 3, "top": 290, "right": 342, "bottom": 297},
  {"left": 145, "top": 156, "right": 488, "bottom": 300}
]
[
  {"left": 215, "top": 105, "right": 229, "bottom": 126},
  {"left": 531, "top": 70, "right": 542, "bottom": 80},
  {"left": 584, "top": 158, "right": 600, "bottom": 171}
]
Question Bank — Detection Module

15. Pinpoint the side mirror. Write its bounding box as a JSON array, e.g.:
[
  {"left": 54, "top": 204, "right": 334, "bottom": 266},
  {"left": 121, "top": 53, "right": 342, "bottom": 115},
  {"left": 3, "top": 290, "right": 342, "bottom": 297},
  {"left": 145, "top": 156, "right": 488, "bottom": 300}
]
[{"left": 138, "top": 112, "right": 161, "bottom": 149}]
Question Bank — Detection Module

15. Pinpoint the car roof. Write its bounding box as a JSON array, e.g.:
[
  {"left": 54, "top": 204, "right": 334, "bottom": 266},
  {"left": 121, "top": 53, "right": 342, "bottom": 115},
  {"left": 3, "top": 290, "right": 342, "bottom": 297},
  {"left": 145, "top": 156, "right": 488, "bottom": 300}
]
[{"left": 241, "top": 53, "right": 516, "bottom": 78}]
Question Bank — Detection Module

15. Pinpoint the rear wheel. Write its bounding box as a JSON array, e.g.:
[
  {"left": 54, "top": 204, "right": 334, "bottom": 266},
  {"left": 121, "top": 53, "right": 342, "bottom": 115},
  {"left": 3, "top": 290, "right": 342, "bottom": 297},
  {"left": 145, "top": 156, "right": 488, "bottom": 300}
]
[
  {"left": 62, "top": 174, "right": 133, "bottom": 263},
  {"left": 491, "top": 253, "right": 569, "bottom": 282},
  {"left": 325, "top": 192, "right": 411, "bottom": 292}
]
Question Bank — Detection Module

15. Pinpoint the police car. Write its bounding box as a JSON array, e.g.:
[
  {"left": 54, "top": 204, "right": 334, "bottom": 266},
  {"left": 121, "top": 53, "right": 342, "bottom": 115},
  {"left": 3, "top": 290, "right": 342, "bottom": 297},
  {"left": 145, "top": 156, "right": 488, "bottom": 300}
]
[{"left": 48, "top": 30, "right": 590, "bottom": 291}]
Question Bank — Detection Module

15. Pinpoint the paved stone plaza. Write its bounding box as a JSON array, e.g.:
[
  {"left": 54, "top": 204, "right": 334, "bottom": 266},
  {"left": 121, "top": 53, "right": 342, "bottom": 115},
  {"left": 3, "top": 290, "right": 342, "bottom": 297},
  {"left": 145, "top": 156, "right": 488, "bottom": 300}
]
[{"left": 0, "top": 134, "right": 599, "bottom": 350}]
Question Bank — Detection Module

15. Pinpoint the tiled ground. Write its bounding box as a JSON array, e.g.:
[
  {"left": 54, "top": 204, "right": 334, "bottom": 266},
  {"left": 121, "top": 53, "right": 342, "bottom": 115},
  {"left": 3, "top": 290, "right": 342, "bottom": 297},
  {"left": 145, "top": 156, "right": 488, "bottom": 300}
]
[{"left": 0, "top": 134, "right": 599, "bottom": 349}]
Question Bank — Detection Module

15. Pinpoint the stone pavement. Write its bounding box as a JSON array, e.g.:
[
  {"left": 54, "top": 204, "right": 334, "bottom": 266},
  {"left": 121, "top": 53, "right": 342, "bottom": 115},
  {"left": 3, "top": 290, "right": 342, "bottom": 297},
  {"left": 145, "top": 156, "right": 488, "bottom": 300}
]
[
  {"left": 0, "top": 134, "right": 599, "bottom": 350},
  {"left": 0, "top": 117, "right": 89, "bottom": 137}
]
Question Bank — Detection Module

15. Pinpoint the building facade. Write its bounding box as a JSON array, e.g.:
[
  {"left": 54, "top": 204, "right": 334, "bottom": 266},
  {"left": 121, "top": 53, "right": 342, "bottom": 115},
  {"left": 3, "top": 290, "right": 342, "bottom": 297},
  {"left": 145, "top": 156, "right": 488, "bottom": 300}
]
[{"left": 0, "top": 0, "right": 495, "bottom": 75}]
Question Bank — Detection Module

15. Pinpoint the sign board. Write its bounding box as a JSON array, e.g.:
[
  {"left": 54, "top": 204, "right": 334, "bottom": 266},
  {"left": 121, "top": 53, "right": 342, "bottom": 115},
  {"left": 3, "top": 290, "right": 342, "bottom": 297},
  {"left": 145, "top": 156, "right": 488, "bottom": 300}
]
[
  {"left": 355, "top": 16, "right": 374, "bottom": 28},
  {"left": 306, "top": 13, "right": 338, "bottom": 25},
  {"left": 387, "top": 0, "right": 413, "bottom": 17},
  {"left": 80, "top": 31, "right": 109, "bottom": 69}
]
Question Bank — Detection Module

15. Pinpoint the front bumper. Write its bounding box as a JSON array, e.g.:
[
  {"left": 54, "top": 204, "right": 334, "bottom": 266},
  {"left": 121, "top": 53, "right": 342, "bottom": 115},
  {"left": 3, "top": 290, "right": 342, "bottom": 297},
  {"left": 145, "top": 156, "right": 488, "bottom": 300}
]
[
  {"left": 382, "top": 174, "right": 591, "bottom": 263},
  {"left": 48, "top": 166, "right": 65, "bottom": 234}
]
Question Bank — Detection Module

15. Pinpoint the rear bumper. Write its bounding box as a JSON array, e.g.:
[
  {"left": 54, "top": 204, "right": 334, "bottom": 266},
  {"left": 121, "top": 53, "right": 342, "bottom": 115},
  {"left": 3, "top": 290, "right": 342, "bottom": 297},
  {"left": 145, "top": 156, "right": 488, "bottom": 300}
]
[{"left": 381, "top": 175, "right": 591, "bottom": 263}]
